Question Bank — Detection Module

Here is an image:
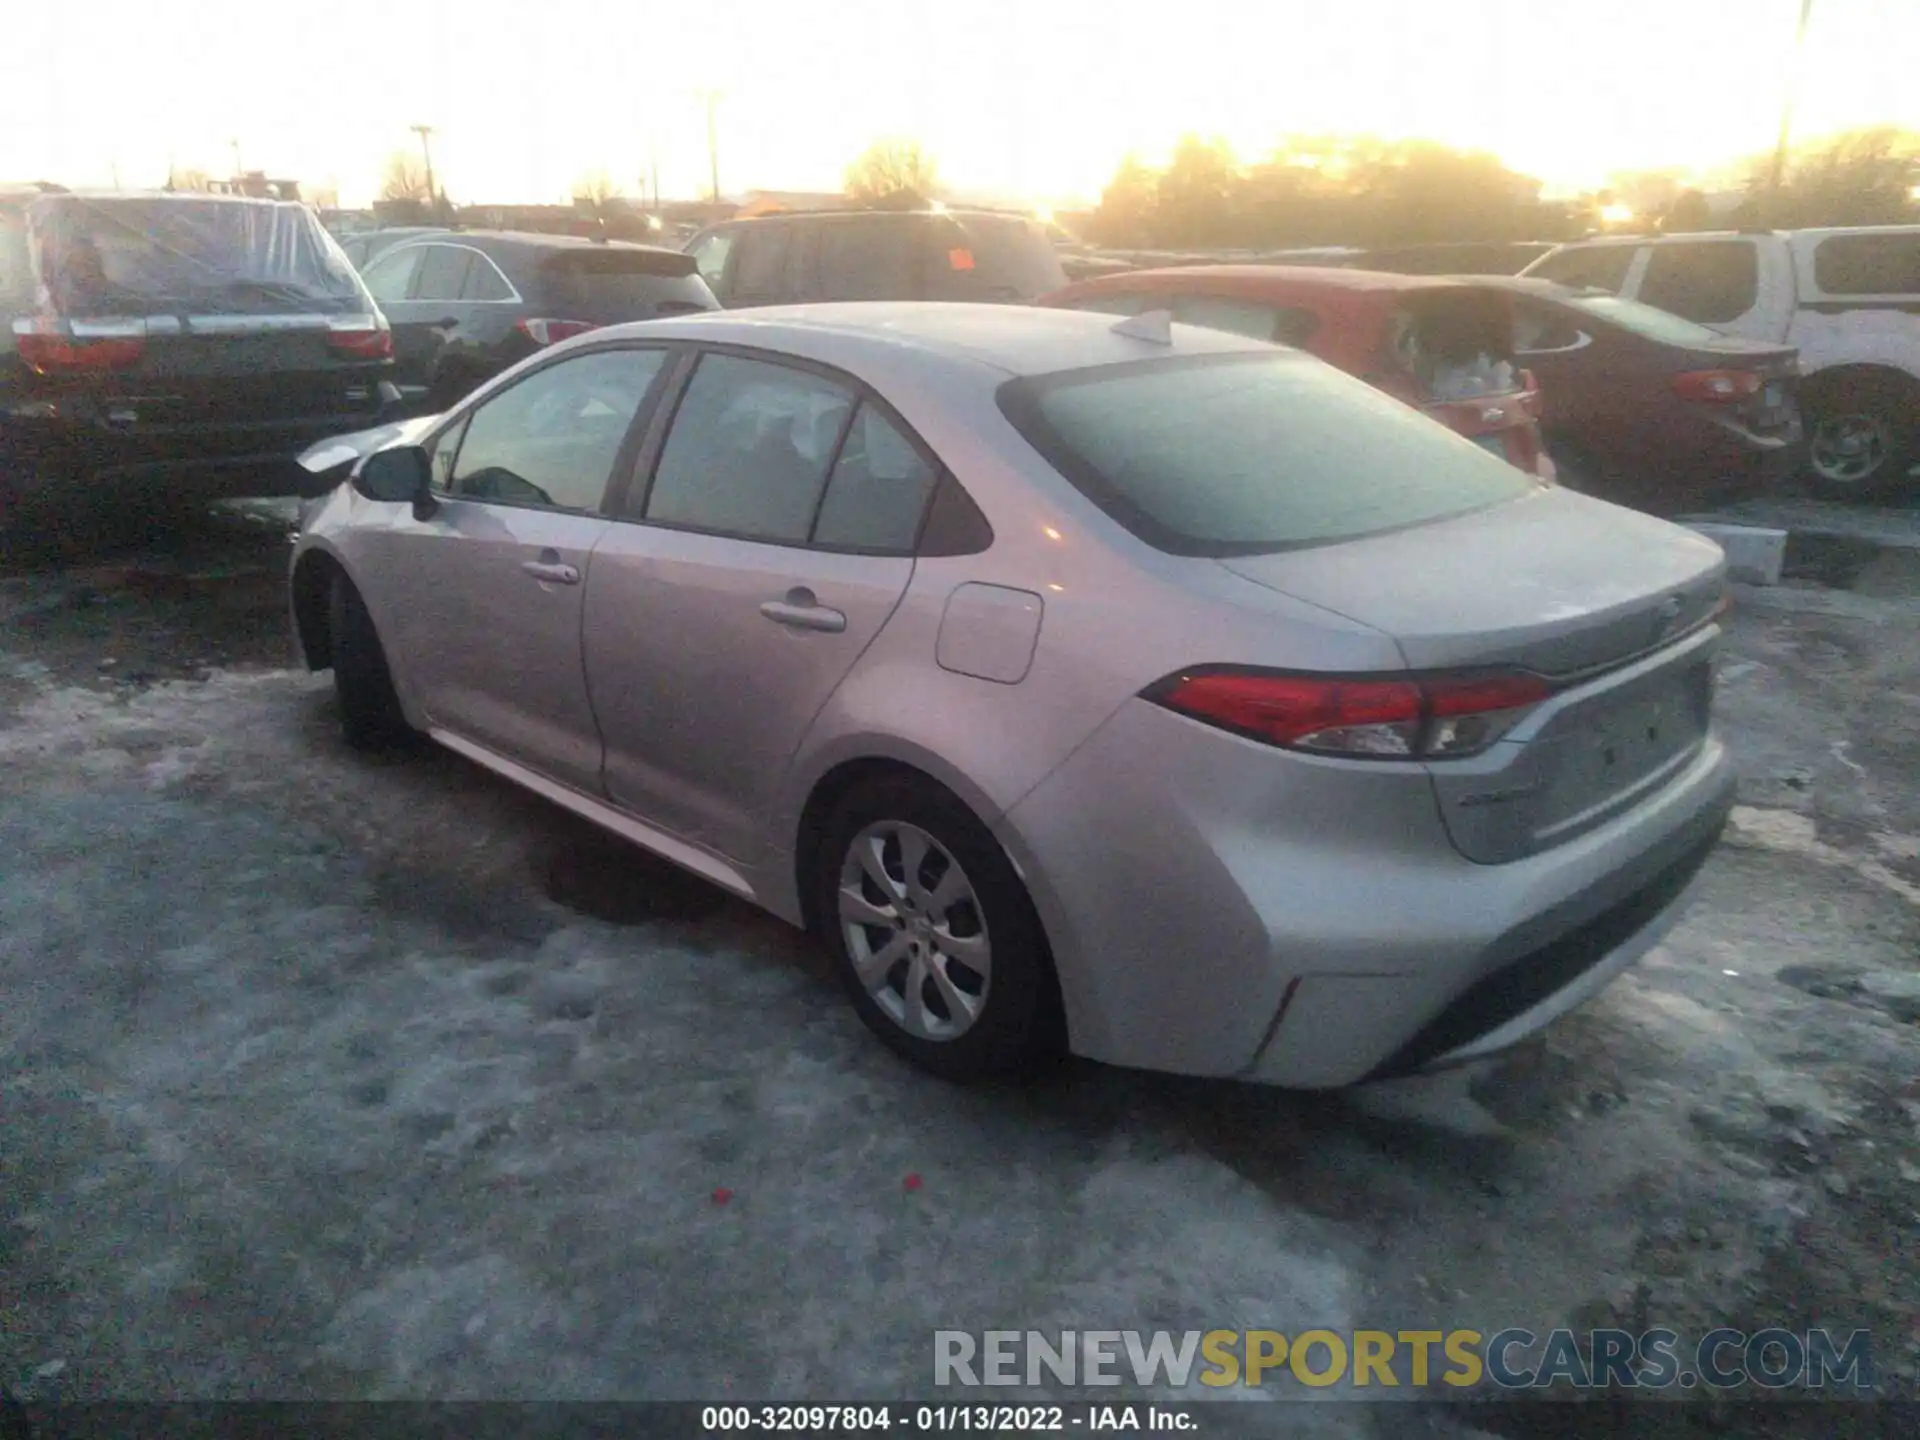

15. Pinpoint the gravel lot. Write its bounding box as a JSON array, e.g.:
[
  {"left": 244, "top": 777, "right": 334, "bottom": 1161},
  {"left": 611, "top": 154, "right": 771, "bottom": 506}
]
[{"left": 2, "top": 510, "right": 1916, "bottom": 1436}]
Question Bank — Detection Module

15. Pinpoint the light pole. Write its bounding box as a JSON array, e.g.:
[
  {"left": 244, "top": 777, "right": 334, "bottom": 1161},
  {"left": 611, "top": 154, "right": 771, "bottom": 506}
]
[
  {"left": 695, "top": 90, "right": 722, "bottom": 203},
  {"left": 230, "top": 139, "right": 242, "bottom": 179},
  {"left": 411, "top": 124, "right": 438, "bottom": 207},
  {"left": 1766, "top": 0, "right": 1815, "bottom": 201}
]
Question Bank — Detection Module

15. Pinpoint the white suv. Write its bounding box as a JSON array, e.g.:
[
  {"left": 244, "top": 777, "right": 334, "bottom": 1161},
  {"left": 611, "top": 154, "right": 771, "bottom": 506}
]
[{"left": 1522, "top": 227, "right": 1920, "bottom": 497}]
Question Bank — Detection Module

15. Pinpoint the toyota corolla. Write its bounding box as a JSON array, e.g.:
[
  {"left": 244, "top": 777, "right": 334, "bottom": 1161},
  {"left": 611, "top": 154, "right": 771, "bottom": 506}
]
[{"left": 289, "top": 303, "right": 1735, "bottom": 1087}]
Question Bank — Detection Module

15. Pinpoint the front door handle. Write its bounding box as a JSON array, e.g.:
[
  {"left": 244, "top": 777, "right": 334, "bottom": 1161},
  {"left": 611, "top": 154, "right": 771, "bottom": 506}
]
[
  {"left": 522, "top": 549, "right": 579, "bottom": 585},
  {"left": 760, "top": 587, "right": 846, "bottom": 633}
]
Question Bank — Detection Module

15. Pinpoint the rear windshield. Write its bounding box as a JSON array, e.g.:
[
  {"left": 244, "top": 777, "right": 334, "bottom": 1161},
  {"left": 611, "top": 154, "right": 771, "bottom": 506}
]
[
  {"left": 1561, "top": 291, "right": 1724, "bottom": 346},
  {"left": 999, "top": 353, "right": 1532, "bottom": 558},
  {"left": 939, "top": 214, "right": 1067, "bottom": 299},
  {"left": 540, "top": 250, "right": 717, "bottom": 317},
  {"left": 27, "top": 195, "right": 365, "bottom": 315}
]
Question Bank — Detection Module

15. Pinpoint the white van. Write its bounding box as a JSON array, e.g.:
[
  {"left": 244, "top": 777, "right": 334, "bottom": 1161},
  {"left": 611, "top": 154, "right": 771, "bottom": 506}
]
[{"left": 1522, "top": 227, "right": 1920, "bottom": 497}]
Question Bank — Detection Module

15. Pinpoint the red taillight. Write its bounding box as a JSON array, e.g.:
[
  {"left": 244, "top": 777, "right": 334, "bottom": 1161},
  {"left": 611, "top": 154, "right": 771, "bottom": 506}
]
[
  {"left": 517, "top": 318, "right": 599, "bottom": 346},
  {"left": 1672, "top": 369, "right": 1763, "bottom": 404},
  {"left": 326, "top": 315, "right": 392, "bottom": 359},
  {"left": 16, "top": 331, "right": 146, "bottom": 373},
  {"left": 1148, "top": 668, "right": 1554, "bottom": 759}
]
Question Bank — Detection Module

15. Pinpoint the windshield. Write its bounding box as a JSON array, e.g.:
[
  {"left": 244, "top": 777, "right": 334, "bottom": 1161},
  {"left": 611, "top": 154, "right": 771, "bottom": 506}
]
[
  {"left": 1561, "top": 291, "right": 1725, "bottom": 346},
  {"left": 27, "top": 194, "right": 366, "bottom": 315},
  {"left": 999, "top": 352, "right": 1533, "bottom": 558}
]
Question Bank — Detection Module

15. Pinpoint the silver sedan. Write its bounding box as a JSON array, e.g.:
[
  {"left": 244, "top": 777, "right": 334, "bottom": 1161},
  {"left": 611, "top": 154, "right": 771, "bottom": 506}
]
[{"left": 289, "top": 302, "right": 1736, "bottom": 1086}]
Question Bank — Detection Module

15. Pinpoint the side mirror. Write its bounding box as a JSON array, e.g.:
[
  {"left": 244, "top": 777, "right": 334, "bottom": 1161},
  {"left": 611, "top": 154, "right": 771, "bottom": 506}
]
[{"left": 354, "top": 444, "right": 439, "bottom": 520}]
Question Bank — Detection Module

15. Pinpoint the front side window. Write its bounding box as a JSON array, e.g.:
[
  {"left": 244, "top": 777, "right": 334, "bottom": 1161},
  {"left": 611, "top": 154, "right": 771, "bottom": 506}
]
[
  {"left": 811, "top": 404, "right": 940, "bottom": 551},
  {"left": 1526, "top": 244, "right": 1637, "bottom": 294},
  {"left": 1637, "top": 241, "right": 1759, "bottom": 324},
  {"left": 999, "top": 353, "right": 1532, "bottom": 558},
  {"left": 362, "top": 246, "right": 422, "bottom": 304},
  {"left": 643, "top": 354, "right": 855, "bottom": 543},
  {"left": 449, "top": 348, "right": 668, "bottom": 511},
  {"left": 429, "top": 414, "right": 470, "bottom": 491}
]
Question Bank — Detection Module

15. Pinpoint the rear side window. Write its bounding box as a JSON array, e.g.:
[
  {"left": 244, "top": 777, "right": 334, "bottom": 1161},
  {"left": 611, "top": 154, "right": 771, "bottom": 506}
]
[
  {"left": 811, "top": 404, "right": 940, "bottom": 551},
  {"left": 1526, "top": 245, "right": 1637, "bottom": 294},
  {"left": 998, "top": 353, "right": 1531, "bottom": 558},
  {"left": 413, "top": 245, "right": 472, "bottom": 302},
  {"left": 463, "top": 254, "right": 514, "bottom": 301},
  {"left": 729, "top": 226, "right": 792, "bottom": 302},
  {"left": 1813, "top": 233, "right": 1920, "bottom": 295},
  {"left": 540, "top": 251, "right": 716, "bottom": 318},
  {"left": 816, "top": 218, "right": 921, "bottom": 300},
  {"left": 939, "top": 215, "right": 1067, "bottom": 300},
  {"left": 1637, "top": 242, "right": 1758, "bottom": 324}
]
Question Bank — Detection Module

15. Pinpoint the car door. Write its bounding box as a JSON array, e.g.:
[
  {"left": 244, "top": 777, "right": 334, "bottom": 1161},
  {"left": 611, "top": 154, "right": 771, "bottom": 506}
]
[
  {"left": 359, "top": 243, "right": 437, "bottom": 394},
  {"left": 366, "top": 344, "right": 676, "bottom": 790},
  {"left": 390, "top": 243, "right": 479, "bottom": 398},
  {"left": 583, "top": 349, "right": 937, "bottom": 866}
]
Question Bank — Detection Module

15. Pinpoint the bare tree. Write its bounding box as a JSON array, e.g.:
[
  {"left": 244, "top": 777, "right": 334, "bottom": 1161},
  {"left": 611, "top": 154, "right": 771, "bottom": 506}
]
[
  {"left": 379, "top": 152, "right": 433, "bottom": 203},
  {"left": 308, "top": 181, "right": 341, "bottom": 210},
  {"left": 845, "top": 139, "right": 939, "bottom": 204},
  {"left": 575, "top": 169, "right": 618, "bottom": 207}
]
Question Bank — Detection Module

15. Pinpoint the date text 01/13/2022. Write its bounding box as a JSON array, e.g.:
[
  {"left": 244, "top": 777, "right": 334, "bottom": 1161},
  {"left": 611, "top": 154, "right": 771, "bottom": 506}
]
[{"left": 699, "top": 1404, "right": 1198, "bottom": 1432}]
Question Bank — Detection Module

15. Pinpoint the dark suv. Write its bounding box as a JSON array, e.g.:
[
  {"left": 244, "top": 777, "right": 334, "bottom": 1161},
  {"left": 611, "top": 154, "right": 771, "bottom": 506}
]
[
  {"left": 684, "top": 208, "right": 1067, "bottom": 308},
  {"left": 356, "top": 231, "right": 719, "bottom": 412},
  {"left": 2, "top": 188, "right": 394, "bottom": 534}
]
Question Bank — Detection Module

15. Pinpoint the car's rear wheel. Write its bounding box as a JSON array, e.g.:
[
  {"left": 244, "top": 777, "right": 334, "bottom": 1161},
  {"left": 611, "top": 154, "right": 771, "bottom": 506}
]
[
  {"left": 813, "top": 774, "right": 1062, "bottom": 1082},
  {"left": 328, "top": 573, "right": 420, "bottom": 752},
  {"left": 1804, "top": 372, "right": 1916, "bottom": 499}
]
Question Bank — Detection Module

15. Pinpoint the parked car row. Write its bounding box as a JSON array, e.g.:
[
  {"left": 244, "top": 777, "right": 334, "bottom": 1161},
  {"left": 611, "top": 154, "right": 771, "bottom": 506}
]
[{"left": 1521, "top": 227, "right": 1920, "bottom": 497}]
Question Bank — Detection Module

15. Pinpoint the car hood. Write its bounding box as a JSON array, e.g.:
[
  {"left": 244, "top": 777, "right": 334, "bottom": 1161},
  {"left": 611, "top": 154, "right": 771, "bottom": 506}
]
[{"left": 1218, "top": 487, "right": 1728, "bottom": 676}]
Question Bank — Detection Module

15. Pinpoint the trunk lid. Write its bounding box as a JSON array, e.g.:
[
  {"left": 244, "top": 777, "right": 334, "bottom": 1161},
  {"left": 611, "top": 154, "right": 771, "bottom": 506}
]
[
  {"left": 1221, "top": 488, "right": 1728, "bottom": 863},
  {"left": 1219, "top": 486, "right": 1725, "bottom": 676}
]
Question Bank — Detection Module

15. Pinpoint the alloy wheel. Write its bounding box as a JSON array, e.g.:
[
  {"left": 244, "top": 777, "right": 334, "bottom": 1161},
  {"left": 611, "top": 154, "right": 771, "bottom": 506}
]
[
  {"left": 1810, "top": 413, "right": 1891, "bottom": 487},
  {"left": 838, "top": 821, "right": 992, "bottom": 1042}
]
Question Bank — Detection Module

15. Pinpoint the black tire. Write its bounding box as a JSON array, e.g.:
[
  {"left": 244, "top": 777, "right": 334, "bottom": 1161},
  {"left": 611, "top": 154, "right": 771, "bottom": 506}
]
[
  {"left": 1803, "top": 372, "right": 1917, "bottom": 500},
  {"left": 813, "top": 774, "right": 1063, "bottom": 1082},
  {"left": 328, "top": 573, "right": 419, "bottom": 752}
]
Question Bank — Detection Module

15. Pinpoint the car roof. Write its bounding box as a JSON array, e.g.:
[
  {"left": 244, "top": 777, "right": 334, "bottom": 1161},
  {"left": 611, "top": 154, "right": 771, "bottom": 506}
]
[
  {"left": 392, "top": 230, "right": 687, "bottom": 259},
  {"left": 1068, "top": 263, "right": 1488, "bottom": 295},
  {"left": 590, "top": 301, "right": 1272, "bottom": 378}
]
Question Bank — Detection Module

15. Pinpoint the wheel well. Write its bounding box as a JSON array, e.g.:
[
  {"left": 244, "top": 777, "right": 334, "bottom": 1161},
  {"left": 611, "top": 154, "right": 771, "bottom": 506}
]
[
  {"left": 290, "top": 551, "right": 343, "bottom": 670},
  {"left": 1801, "top": 363, "right": 1920, "bottom": 408},
  {"left": 794, "top": 758, "right": 930, "bottom": 935}
]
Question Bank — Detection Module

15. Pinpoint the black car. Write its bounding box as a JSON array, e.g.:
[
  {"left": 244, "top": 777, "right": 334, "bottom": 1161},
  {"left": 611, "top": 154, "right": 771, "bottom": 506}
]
[
  {"left": 1, "top": 188, "right": 395, "bottom": 536},
  {"left": 356, "top": 230, "right": 719, "bottom": 412},
  {"left": 338, "top": 226, "right": 449, "bottom": 270},
  {"left": 684, "top": 208, "right": 1067, "bottom": 308}
]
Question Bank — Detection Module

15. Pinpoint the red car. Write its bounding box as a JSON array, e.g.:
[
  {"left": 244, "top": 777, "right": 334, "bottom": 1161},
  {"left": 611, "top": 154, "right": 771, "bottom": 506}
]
[{"left": 1039, "top": 266, "right": 1553, "bottom": 480}]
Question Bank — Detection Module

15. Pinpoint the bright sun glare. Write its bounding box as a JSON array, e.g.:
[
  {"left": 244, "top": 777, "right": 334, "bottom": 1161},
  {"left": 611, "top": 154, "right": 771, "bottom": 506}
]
[{"left": 1, "top": 0, "right": 1915, "bottom": 207}]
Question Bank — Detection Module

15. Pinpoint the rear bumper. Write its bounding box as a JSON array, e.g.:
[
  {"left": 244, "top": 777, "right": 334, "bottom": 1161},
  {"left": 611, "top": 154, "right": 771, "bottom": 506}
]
[
  {"left": 999, "top": 695, "right": 1737, "bottom": 1089},
  {"left": 1644, "top": 423, "right": 1806, "bottom": 514},
  {"left": 2, "top": 393, "right": 400, "bottom": 499}
]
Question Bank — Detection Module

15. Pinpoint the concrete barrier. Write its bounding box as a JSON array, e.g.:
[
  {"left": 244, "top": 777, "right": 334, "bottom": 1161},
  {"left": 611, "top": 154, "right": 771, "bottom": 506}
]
[{"left": 1681, "top": 523, "right": 1788, "bottom": 586}]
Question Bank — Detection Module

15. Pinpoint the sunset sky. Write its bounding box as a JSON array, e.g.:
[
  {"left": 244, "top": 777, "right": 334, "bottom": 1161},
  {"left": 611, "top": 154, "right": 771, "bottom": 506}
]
[{"left": 3, "top": 0, "right": 1916, "bottom": 208}]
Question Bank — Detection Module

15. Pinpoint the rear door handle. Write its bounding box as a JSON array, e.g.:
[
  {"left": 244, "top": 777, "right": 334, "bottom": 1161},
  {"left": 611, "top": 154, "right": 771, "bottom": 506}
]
[
  {"left": 522, "top": 549, "right": 580, "bottom": 585},
  {"left": 760, "top": 587, "right": 846, "bottom": 633}
]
